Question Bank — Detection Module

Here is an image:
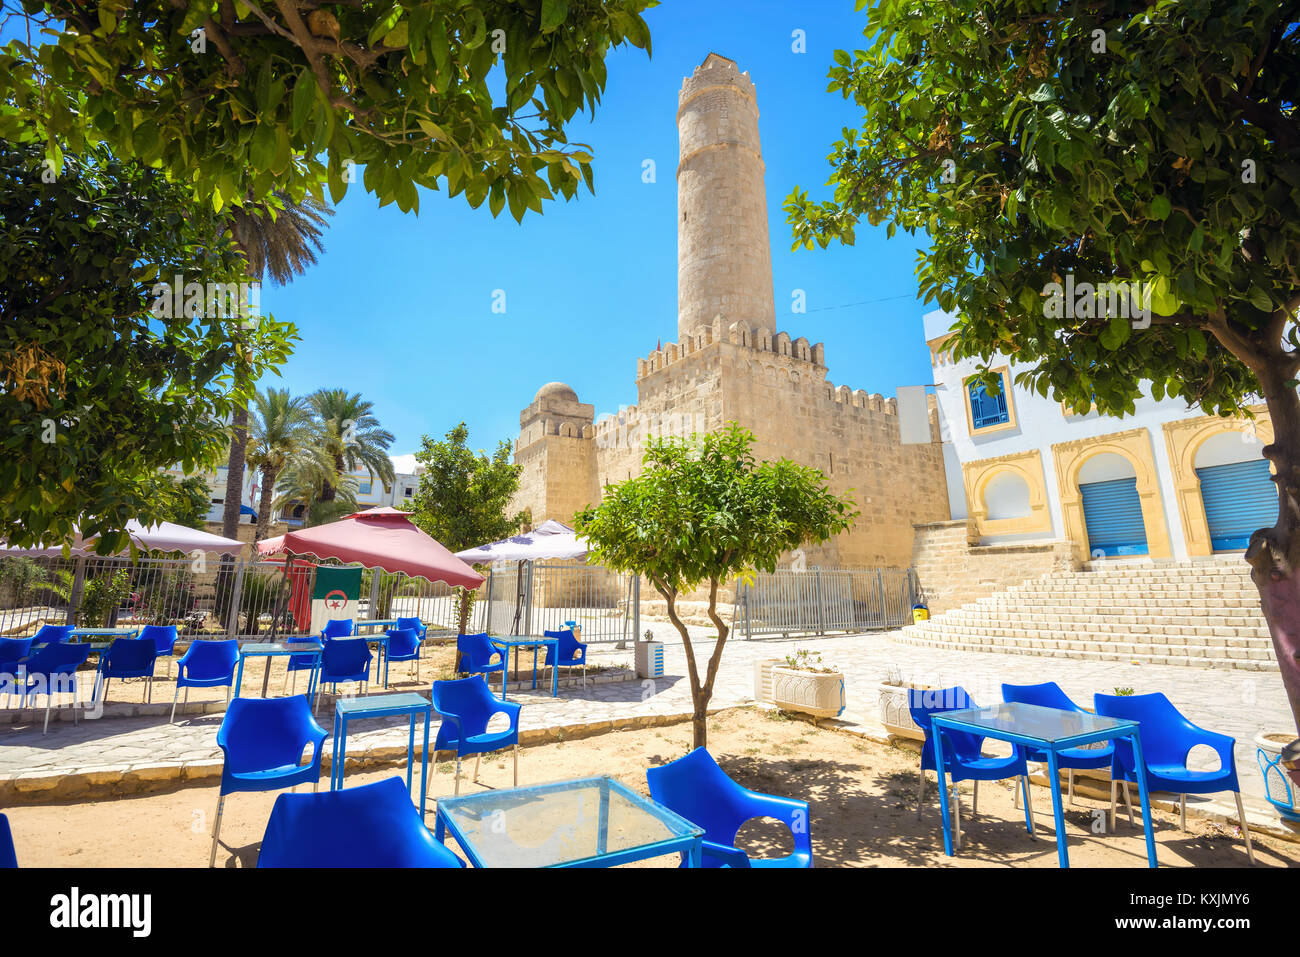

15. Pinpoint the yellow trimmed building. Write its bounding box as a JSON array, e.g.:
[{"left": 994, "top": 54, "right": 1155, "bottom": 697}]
[{"left": 925, "top": 309, "right": 1277, "bottom": 562}]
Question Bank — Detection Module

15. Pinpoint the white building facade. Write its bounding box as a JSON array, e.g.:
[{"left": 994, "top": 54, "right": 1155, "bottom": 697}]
[
  {"left": 924, "top": 309, "right": 1277, "bottom": 562},
  {"left": 171, "top": 462, "right": 422, "bottom": 527}
]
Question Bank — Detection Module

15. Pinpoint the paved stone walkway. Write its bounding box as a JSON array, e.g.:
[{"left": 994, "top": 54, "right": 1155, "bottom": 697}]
[{"left": 1, "top": 630, "right": 1293, "bottom": 815}]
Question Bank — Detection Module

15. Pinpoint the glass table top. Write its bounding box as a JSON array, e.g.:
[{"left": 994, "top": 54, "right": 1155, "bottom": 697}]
[
  {"left": 240, "top": 642, "right": 322, "bottom": 654},
  {"left": 437, "top": 776, "right": 701, "bottom": 867},
  {"left": 936, "top": 702, "right": 1135, "bottom": 743},
  {"left": 336, "top": 692, "right": 429, "bottom": 715},
  {"left": 489, "top": 636, "right": 558, "bottom": 647}
]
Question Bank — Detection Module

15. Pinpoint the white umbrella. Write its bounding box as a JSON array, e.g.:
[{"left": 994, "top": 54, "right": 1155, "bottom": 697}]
[
  {"left": 0, "top": 519, "right": 245, "bottom": 557},
  {"left": 454, "top": 519, "right": 588, "bottom": 564},
  {"left": 455, "top": 519, "right": 590, "bottom": 638}
]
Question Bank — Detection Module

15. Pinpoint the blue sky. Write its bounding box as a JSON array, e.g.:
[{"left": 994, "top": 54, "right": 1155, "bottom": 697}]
[{"left": 257, "top": 1, "right": 938, "bottom": 465}]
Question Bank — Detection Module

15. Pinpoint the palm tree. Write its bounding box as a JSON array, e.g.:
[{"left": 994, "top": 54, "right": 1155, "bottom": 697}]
[
  {"left": 246, "top": 388, "right": 319, "bottom": 541},
  {"left": 219, "top": 194, "right": 334, "bottom": 540},
  {"left": 309, "top": 389, "right": 396, "bottom": 502},
  {"left": 273, "top": 455, "right": 360, "bottom": 528}
]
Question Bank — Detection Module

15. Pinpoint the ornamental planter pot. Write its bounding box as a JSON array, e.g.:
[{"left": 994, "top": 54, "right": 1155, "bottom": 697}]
[
  {"left": 771, "top": 667, "right": 845, "bottom": 719},
  {"left": 1255, "top": 731, "right": 1300, "bottom": 823},
  {"left": 753, "top": 658, "right": 782, "bottom": 703},
  {"left": 878, "top": 680, "right": 926, "bottom": 741}
]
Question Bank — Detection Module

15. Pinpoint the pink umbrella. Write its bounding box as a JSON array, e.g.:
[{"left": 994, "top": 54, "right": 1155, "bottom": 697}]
[{"left": 256, "top": 507, "right": 483, "bottom": 589}]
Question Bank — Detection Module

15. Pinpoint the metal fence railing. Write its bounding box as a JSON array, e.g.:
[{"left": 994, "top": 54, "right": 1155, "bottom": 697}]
[
  {"left": 0, "top": 553, "right": 640, "bottom": 644},
  {"left": 469, "top": 561, "right": 639, "bottom": 645},
  {"left": 732, "top": 566, "right": 917, "bottom": 639}
]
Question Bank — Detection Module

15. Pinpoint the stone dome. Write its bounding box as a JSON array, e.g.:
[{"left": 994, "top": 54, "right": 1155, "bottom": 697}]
[{"left": 534, "top": 381, "right": 578, "bottom": 403}]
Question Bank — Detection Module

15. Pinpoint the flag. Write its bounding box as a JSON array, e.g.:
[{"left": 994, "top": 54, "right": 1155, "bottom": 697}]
[{"left": 310, "top": 565, "right": 363, "bottom": 633}]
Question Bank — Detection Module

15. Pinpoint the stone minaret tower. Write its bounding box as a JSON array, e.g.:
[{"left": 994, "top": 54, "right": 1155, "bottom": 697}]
[{"left": 676, "top": 53, "right": 776, "bottom": 341}]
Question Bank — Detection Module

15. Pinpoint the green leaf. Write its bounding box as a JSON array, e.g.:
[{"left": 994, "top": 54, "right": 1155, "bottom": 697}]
[
  {"left": 291, "top": 70, "right": 316, "bottom": 134},
  {"left": 382, "top": 22, "right": 409, "bottom": 49},
  {"left": 540, "top": 0, "right": 568, "bottom": 32},
  {"left": 1149, "top": 194, "right": 1171, "bottom": 220}
]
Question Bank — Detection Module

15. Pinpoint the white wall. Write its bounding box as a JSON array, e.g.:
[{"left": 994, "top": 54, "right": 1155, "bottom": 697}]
[{"left": 923, "top": 308, "right": 1233, "bottom": 558}]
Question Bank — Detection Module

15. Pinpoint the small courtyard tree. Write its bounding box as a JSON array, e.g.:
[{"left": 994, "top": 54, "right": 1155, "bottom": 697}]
[
  {"left": 575, "top": 424, "right": 856, "bottom": 749},
  {"left": 405, "top": 422, "right": 526, "bottom": 634},
  {"left": 788, "top": 0, "right": 1300, "bottom": 733}
]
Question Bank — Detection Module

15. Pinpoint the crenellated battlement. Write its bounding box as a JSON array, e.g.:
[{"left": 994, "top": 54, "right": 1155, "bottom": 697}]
[
  {"left": 637, "top": 315, "right": 827, "bottom": 378},
  {"left": 679, "top": 52, "right": 755, "bottom": 100}
]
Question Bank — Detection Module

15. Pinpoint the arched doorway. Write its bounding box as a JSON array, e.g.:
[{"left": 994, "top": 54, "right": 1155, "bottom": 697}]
[
  {"left": 1194, "top": 431, "right": 1276, "bottom": 551},
  {"left": 1078, "top": 452, "right": 1148, "bottom": 556}
]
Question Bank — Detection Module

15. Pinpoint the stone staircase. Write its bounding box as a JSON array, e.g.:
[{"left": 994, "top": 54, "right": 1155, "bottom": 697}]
[{"left": 899, "top": 558, "right": 1278, "bottom": 671}]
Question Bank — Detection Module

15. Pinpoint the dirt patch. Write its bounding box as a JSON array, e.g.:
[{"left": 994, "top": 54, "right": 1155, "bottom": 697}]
[{"left": 5, "top": 707, "right": 1293, "bottom": 868}]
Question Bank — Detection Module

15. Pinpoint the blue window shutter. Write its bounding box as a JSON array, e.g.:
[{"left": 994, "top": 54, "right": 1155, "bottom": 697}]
[
  {"left": 969, "top": 378, "right": 1009, "bottom": 430},
  {"left": 1080, "top": 478, "right": 1148, "bottom": 556},
  {"left": 1196, "top": 459, "right": 1276, "bottom": 551}
]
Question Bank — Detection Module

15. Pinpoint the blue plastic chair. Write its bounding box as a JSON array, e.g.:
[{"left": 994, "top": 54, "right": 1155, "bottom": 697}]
[
  {"left": 909, "top": 686, "right": 1034, "bottom": 849},
  {"left": 0, "top": 813, "right": 15, "bottom": 868},
  {"left": 321, "top": 618, "right": 354, "bottom": 640},
  {"left": 456, "top": 632, "right": 506, "bottom": 696},
  {"left": 313, "top": 637, "right": 373, "bottom": 714},
  {"left": 647, "top": 747, "right": 812, "bottom": 867},
  {"left": 171, "top": 639, "right": 239, "bottom": 723},
  {"left": 432, "top": 677, "right": 521, "bottom": 795},
  {"left": 396, "top": 616, "right": 427, "bottom": 641},
  {"left": 543, "top": 628, "right": 588, "bottom": 688},
  {"left": 0, "top": 638, "right": 34, "bottom": 705},
  {"left": 1002, "top": 681, "right": 1116, "bottom": 806},
  {"left": 137, "top": 624, "right": 179, "bottom": 677},
  {"left": 31, "top": 624, "right": 73, "bottom": 645},
  {"left": 1095, "top": 692, "right": 1255, "bottom": 864},
  {"left": 96, "top": 636, "right": 159, "bottom": 705},
  {"left": 21, "top": 641, "right": 92, "bottom": 732},
  {"left": 258, "top": 776, "right": 464, "bottom": 868},
  {"left": 210, "top": 695, "right": 327, "bottom": 867},
  {"left": 384, "top": 626, "right": 424, "bottom": 681}
]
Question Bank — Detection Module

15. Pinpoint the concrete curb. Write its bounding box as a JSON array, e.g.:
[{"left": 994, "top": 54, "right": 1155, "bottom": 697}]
[{"left": 0, "top": 707, "right": 727, "bottom": 806}]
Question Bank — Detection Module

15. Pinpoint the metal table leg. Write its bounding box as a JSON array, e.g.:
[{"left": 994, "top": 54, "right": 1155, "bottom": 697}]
[
  {"left": 933, "top": 719, "right": 954, "bottom": 856},
  {"left": 1046, "top": 749, "right": 1068, "bottom": 867},
  {"left": 1130, "top": 730, "right": 1159, "bottom": 868}
]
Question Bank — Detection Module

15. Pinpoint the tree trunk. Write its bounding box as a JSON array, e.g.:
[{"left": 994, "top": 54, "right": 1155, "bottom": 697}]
[
  {"left": 221, "top": 404, "right": 249, "bottom": 539},
  {"left": 456, "top": 587, "right": 473, "bottom": 634},
  {"left": 658, "top": 580, "right": 708, "bottom": 749},
  {"left": 255, "top": 465, "right": 278, "bottom": 542},
  {"left": 1246, "top": 368, "right": 1300, "bottom": 735}
]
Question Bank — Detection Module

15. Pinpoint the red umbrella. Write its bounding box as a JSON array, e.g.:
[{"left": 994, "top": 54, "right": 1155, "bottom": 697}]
[{"left": 256, "top": 507, "right": 484, "bottom": 590}]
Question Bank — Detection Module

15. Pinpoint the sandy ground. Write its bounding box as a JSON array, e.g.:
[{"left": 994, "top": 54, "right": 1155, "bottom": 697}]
[{"left": 6, "top": 707, "right": 1295, "bottom": 868}]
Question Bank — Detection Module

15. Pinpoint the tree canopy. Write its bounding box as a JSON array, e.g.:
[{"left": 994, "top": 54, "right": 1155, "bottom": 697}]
[
  {"left": 576, "top": 424, "right": 855, "bottom": 746},
  {"left": 787, "top": 0, "right": 1300, "bottom": 730},
  {"left": 404, "top": 421, "right": 525, "bottom": 551},
  {"left": 786, "top": 0, "right": 1298, "bottom": 420},
  {"left": 0, "top": 139, "right": 297, "bottom": 553},
  {"left": 2, "top": 0, "right": 654, "bottom": 216}
]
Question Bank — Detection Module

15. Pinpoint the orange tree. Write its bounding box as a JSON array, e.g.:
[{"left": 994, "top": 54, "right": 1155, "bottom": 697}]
[
  {"left": 575, "top": 424, "right": 855, "bottom": 749},
  {"left": 788, "top": 0, "right": 1300, "bottom": 732},
  {"left": 2, "top": 0, "right": 653, "bottom": 215}
]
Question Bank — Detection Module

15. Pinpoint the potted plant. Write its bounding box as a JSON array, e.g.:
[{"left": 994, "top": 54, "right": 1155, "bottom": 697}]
[
  {"left": 1255, "top": 731, "right": 1300, "bottom": 823},
  {"left": 771, "top": 649, "right": 844, "bottom": 719},
  {"left": 877, "top": 666, "right": 933, "bottom": 741},
  {"left": 634, "top": 629, "right": 664, "bottom": 679}
]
